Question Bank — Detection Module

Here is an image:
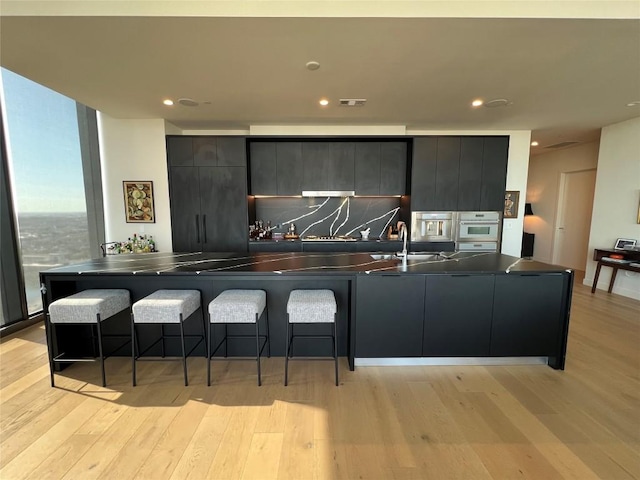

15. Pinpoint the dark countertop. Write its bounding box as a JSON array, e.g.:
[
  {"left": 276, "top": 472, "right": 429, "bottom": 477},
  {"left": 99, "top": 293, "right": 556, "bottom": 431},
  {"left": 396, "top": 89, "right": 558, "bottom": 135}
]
[{"left": 41, "top": 252, "right": 571, "bottom": 276}]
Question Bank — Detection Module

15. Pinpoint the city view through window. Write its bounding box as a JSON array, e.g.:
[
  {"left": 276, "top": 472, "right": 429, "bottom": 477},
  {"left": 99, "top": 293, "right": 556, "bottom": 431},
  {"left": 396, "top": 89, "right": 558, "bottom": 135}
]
[{"left": 1, "top": 68, "right": 91, "bottom": 316}]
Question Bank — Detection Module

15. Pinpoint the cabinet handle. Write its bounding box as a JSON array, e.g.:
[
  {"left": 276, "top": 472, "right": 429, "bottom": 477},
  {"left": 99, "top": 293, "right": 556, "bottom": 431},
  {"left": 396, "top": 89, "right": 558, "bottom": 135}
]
[
  {"left": 195, "top": 215, "right": 200, "bottom": 243},
  {"left": 203, "top": 215, "right": 207, "bottom": 243}
]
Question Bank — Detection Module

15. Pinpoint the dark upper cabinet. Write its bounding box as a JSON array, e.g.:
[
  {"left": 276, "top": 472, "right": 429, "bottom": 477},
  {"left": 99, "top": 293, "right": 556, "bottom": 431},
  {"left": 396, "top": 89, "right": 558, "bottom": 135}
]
[
  {"left": 354, "top": 142, "right": 381, "bottom": 195},
  {"left": 491, "top": 274, "right": 565, "bottom": 356},
  {"left": 276, "top": 142, "right": 303, "bottom": 195},
  {"left": 302, "top": 142, "right": 330, "bottom": 191},
  {"left": 328, "top": 142, "right": 355, "bottom": 191},
  {"left": 168, "top": 136, "right": 247, "bottom": 167},
  {"left": 410, "top": 137, "right": 438, "bottom": 210},
  {"left": 411, "top": 136, "right": 508, "bottom": 211},
  {"left": 423, "top": 274, "right": 494, "bottom": 356},
  {"left": 380, "top": 142, "right": 407, "bottom": 195},
  {"left": 249, "top": 142, "right": 277, "bottom": 195},
  {"left": 356, "top": 275, "right": 425, "bottom": 357},
  {"left": 433, "top": 137, "right": 460, "bottom": 210},
  {"left": 354, "top": 141, "right": 407, "bottom": 195},
  {"left": 457, "top": 137, "right": 485, "bottom": 211},
  {"left": 480, "top": 136, "right": 509, "bottom": 211}
]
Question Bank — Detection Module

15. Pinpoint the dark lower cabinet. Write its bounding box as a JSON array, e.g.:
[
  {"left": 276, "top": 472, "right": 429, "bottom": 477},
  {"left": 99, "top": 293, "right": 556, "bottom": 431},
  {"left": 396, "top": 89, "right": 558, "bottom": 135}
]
[
  {"left": 423, "top": 275, "right": 494, "bottom": 356},
  {"left": 356, "top": 275, "right": 425, "bottom": 357},
  {"left": 491, "top": 274, "right": 565, "bottom": 356}
]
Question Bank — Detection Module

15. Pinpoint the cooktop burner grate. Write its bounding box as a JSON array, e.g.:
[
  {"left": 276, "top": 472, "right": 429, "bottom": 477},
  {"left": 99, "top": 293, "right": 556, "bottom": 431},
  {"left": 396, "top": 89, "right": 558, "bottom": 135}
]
[{"left": 301, "top": 235, "right": 357, "bottom": 241}]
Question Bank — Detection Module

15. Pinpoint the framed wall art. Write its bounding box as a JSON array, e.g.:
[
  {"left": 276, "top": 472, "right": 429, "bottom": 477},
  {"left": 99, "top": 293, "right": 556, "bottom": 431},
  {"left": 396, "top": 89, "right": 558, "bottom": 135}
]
[
  {"left": 504, "top": 191, "right": 520, "bottom": 218},
  {"left": 123, "top": 181, "right": 155, "bottom": 223}
]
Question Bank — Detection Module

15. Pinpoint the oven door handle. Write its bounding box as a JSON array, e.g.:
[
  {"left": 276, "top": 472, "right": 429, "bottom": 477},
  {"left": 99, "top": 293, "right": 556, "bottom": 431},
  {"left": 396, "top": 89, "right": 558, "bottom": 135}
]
[{"left": 459, "top": 221, "right": 500, "bottom": 225}]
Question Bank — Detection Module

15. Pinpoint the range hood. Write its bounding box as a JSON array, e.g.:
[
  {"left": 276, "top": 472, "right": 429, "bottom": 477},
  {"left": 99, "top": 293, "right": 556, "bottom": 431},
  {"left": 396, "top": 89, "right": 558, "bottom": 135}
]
[{"left": 301, "top": 190, "right": 355, "bottom": 197}]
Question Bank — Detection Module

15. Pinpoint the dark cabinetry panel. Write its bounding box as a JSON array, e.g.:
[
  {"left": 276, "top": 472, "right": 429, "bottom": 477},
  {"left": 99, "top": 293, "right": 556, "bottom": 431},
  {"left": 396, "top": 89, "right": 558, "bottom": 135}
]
[
  {"left": 354, "top": 142, "right": 381, "bottom": 195},
  {"left": 411, "top": 136, "right": 508, "bottom": 211},
  {"left": 356, "top": 275, "right": 425, "bottom": 357},
  {"left": 276, "top": 142, "right": 303, "bottom": 195},
  {"left": 169, "top": 167, "right": 201, "bottom": 252},
  {"left": 491, "top": 274, "right": 564, "bottom": 356},
  {"left": 380, "top": 142, "right": 407, "bottom": 195},
  {"left": 302, "top": 142, "right": 330, "bottom": 191},
  {"left": 424, "top": 275, "right": 494, "bottom": 356},
  {"left": 480, "top": 137, "right": 509, "bottom": 211},
  {"left": 167, "top": 136, "right": 248, "bottom": 252},
  {"left": 328, "top": 142, "right": 355, "bottom": 190},
  {"left": 410, "top": 138, "right": 438, "bottom": 210},
  {"left": 457, "top": 137, "right": 485, "bottom": 211},
  {"left": 249, "top": 142, "right": 277, "bottom": 195}
]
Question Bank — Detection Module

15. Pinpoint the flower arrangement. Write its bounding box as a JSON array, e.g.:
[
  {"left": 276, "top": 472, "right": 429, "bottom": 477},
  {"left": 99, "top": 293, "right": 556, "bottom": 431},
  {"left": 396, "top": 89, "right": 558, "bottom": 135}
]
[{"left": 107, "top": 234, "right": 156, "bottom": 254}]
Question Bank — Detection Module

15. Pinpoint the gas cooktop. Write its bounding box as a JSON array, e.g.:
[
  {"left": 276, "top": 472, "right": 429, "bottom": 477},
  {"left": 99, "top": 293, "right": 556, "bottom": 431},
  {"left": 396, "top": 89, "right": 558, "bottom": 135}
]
[{"left": 301, "top": 235, "right": 357, "bottom": 242}]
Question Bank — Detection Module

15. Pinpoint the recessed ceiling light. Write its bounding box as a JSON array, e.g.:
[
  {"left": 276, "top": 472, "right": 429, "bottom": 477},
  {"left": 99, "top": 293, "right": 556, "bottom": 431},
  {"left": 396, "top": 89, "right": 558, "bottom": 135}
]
[
  {"left": 531, "top": 141, "right": 539, "bottom": 146},
  {"left": 471, "top": 99, "right": 483, "bottom": 107},
  {"left": 319, "top": 98, "right": 329, "bottom": 106},
  {"left": 163, "top": 99, "right": 174, "bottom": 106},
  {"left": 306, "top": 61, "right": 321, "bottom": 71},
  {"left": 626, "top": 100, "right": 640, "bottom": 107}
]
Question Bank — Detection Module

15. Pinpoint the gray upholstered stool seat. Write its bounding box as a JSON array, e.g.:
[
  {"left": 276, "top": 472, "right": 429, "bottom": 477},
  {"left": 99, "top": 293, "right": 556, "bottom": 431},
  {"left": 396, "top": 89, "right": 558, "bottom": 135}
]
[
  {"left": 131, "top": 289, "right": 205, "bottom": 386},
  {"left": 207, "top": 290, "right": 270, "bottom": 386},
  {"left": 285, "top": 289, "right": 338, "bottom": 386},
  {"left": 46, "top": 289, "right": 131, "bottom": 387}
]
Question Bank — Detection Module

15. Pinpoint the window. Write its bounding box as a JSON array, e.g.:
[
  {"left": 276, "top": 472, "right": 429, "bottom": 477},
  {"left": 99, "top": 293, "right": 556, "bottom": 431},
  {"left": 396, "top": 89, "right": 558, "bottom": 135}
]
[{"left": 1, "top": 69, "right": 91, "bottom": 318}]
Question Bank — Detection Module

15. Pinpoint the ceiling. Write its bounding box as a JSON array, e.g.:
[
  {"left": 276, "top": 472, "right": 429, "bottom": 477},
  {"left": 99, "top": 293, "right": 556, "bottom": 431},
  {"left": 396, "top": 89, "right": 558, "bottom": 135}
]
[{"left": 1, "top": 9, "right": 640, "bottom": 155}]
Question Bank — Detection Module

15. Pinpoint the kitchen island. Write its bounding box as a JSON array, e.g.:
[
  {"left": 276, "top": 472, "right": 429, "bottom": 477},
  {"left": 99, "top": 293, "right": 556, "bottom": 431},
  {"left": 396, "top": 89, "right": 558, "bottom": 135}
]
[{"left": 40, "top": 251, "right": 573, "bottom": 372}]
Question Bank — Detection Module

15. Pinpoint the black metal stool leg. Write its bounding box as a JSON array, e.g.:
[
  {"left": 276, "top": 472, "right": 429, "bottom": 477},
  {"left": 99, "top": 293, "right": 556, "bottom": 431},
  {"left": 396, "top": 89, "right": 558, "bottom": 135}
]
[
  {"left": 224, "top": 324, "right": 228, "bottom": 357},
  {"left": 255, "top": 314, "right": 262, "bottom": 386},
  {"left": 131, "top": 313, "right": 137, "bottom": 386},
  {"left": 333, "top": 319, "right": 339, "bottom": 386},
  {"left": 45, "top": 314, "right": 56, "bottom": 387},
  {"left": 179, "top": 314, "right": 188, "bottom": 386},
  {"left": 207, "top": 317, "right": 212, "bottom": 386},
  {"left": 161, "top": 324, "right": 166, "bottom": 358},
  {"left": 284, "top": 316, "right": 291, "bottom": 386},
  {"left": 95, "top": 314, "right": 106, "bottom": 387},
  {"left": 265, "top": 307, "right": 271, "bottom": 358}
]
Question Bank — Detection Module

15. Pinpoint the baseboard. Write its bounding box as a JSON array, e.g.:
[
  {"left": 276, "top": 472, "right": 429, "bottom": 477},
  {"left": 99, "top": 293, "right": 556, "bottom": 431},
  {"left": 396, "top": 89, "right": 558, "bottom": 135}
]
[{"left": 583, "top": 277, "right": 640, "bottom": 301}]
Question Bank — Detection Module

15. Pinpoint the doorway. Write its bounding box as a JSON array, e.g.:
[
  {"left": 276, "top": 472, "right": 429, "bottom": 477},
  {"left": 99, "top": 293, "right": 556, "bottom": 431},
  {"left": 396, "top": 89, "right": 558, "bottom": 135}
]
[{"left": 552, "top": 169, "right": 597, "bottom": 270}]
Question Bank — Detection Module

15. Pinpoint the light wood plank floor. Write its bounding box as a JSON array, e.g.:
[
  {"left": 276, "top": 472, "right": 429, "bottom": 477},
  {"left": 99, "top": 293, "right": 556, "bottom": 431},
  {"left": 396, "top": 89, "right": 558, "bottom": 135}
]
[{"left": 1, "top": 283, "right": 639, "bottom": 480}]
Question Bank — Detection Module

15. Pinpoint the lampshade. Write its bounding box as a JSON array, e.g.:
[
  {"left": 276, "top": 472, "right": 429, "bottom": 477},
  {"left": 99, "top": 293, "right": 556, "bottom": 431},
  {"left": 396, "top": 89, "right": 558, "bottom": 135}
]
[{"left": 524, "top": 203, "right": 534, "bottom": 216}]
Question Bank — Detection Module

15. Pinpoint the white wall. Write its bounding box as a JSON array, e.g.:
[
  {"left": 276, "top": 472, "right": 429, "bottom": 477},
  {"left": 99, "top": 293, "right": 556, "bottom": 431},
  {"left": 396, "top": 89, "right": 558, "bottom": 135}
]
[
  {"left": 97, "top": 114, "right": 173, "bottom": 252},
  {"left": 526, "top": 141, "right": 600, "bottom": 263},
  {"left": 586, "top": 117, "right": 640, "bottom": 300}
]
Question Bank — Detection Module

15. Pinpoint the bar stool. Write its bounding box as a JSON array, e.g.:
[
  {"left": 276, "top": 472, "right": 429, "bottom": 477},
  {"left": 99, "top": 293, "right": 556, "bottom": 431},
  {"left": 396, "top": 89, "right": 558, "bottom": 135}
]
[
  {"left": 285, "top": 289, "right": 338, "bottom": 386},
  {"left": 46, "top": 289, "right": 131, "bottom": 387},
  {"left": 207, "top": 290, "right": 270, "bottom": 386},
  {"left": 131, "top": 289, "right": 205, "bottom": 386}
]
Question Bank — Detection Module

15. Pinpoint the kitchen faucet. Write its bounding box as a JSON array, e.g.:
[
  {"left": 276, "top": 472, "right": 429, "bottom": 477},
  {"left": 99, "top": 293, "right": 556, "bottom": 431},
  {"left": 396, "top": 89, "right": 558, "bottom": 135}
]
[{"left": 397, "top": 222, "right": 408, "bottom": 258}]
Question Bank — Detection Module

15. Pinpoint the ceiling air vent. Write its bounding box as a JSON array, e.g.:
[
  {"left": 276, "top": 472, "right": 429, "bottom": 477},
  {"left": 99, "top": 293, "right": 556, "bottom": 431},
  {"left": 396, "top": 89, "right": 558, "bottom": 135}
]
[
  {"left": 339, "top": 98, "right": 367, "bottom": 107},
  {"left": 545, "top": 141, "right": 579, "bottom": 149}
]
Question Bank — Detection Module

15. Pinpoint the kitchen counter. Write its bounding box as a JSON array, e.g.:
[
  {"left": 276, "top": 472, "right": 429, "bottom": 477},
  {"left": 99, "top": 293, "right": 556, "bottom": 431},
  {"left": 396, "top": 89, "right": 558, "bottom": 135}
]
[{"left": 41, "top": 252, "right": 573, "bottom": 373}]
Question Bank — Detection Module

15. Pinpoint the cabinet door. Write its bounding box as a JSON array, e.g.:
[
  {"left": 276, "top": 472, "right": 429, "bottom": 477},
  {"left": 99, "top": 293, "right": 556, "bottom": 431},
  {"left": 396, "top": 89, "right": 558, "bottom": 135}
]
[
  {"left": 217, "top": 137, "right": 246, "bottom": 166},
  {"left": 491, "top": 274, "right": 564, "bottom": 356},
  {"left": 302, "top": 142, "right": 330, "bottom": 191},
  {"left": 249, "top": 142, "right": 277, "bottom": 195},
  {"left": 480, "top": 136, "right": 509, "bottom": 211},
  {"left": 169, "top": 167, "right": 202, "bottom": 251},
  {"left": 193, "top": 137, "right": 218, "bottom": 166},
  {"left": 380, "top": 142, "right": 407, "bottom": 195},
  {"left": 433, "top": 137, "right": 460, "bottom": 210},
  {"left": 410, "top": 138, "right": 437, "bottom": 210},
  {"left": 167, "top": 137, "right": 194, "bottom": 167},
  {"left": 424, "top": 275, "right": 494, "bottom": 356},
  {"left": 355, "top": 275, "right": 425, "bottom": 357},
  {"left": 354, "top": 142, "right": 381, "bottom": 195},
  {"left": 457, "top": 137, "right": 484, "bottom": 211},
  {"left": 328, "top": 142, "right": 355, "bottom": 190},
  {"left": 199, "top": 167, "right": 248, "bottom": 252},
  {"left": 276, "top": 142, "right": 303, "bottom": 195}
]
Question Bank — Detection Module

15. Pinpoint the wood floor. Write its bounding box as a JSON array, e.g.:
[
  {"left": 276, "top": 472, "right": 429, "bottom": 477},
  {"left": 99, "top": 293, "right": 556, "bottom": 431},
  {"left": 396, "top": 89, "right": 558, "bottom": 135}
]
[{"left": 1, "top": 282, "right": 639, "bottom": 480}]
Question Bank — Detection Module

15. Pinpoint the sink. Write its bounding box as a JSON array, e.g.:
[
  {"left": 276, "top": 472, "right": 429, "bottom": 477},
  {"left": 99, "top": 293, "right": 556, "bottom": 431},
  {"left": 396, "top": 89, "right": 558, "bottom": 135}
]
[
  {"left": 369, "top": 254, "right": 396, "bottom": 260},
  {"left": 369, "top": 253, "right": 443, "bottom": 261}
]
